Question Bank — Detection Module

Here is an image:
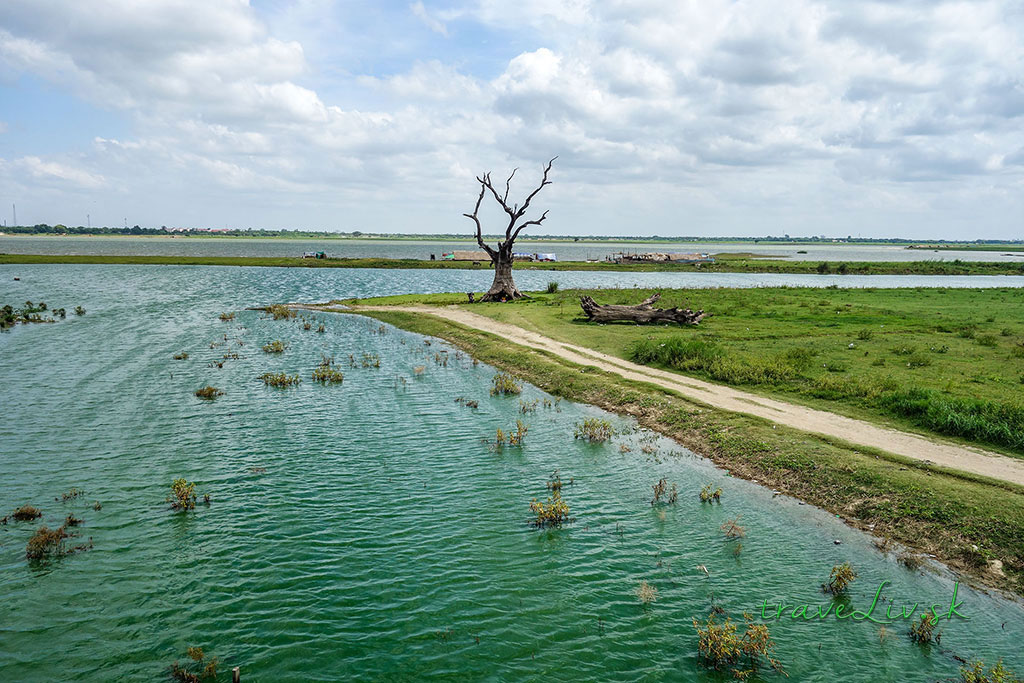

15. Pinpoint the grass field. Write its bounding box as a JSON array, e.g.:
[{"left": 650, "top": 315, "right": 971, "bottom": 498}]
[
  {"left": 344, "top": 286, "right": 1024, "bottom": 457},
  {"left": 3, "top": 252, "right": 1024, "bottom": 275},
  {"left": 354, "top": 308, "right": 1024, "bottom": 596}
]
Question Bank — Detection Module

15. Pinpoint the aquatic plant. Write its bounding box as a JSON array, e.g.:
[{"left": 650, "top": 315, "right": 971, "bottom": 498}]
[
  {"left": 170, "top": 646, "right": 219, "bottom": 682},
  {"left": 454, "top": 397, "right": 479, "bottom": 409},
  {"left": 413, "top": 365, "right": 426, "bottom": 375},
  {"left": 261, "top": 340, "right": 287, "bottom": 353},
  {"left": 64, "top": 514, "right": 83, "bottom": 527},
  {"left": 651, "top": 478, "right": 678, "bottom": 506},
  {"left": 260, "top": 372, "right": 301, "bottom": 387},
  {"left": 303, "top": 320, "right": 312, "bottom": 331},
  {"left": 721, "top": 517, "right": 746, "bottom": 539},
  {"left": 74, "top": 306, "right": 86, "bottom": 316},
  {"left": 519, "top": 399, "right": 538, "bottom": 413},
  {"left": 573, "top": 417, "right": 614, "bottom": 442},
  {"left": 635, "top": 580, "right": 658, "bottom": 604},
  {"left": 26, "top": 525, "right": 69, "bottom": 560},
  {"left": 169, "top": 478, "right": 197, "bottom": 511},
  {"left": 909, "top": 612, "right": 941, "bottom": 644},
  {"left": 529, "top": 490, "right": 570, "bottom": 528},
  {"left": 823, "top": 562, "right": 858, "bottom": 594},
  {"left": 219, "top": 312, "right": 235, "bottom": 321},
  {"left": 692, "top": 611, "right": 785, "bottom": 678},
  {"left": 11, "top": 505, "right": 43, "bottom": 521},
  {"left": 266, "top": 304, "right": 295, "bottom": 320},
  {"left": 317, "top": 323, "right": 326, "bottom": 333},
  {"left": 960, "top": 659, "right": 1020, "bottom": 683},
  {"left": 312, "top": 357, "right": 344, "bottom": 384},
  {"left": 546, "top": 281, "right": 559, "bottom": 293},
  {"left": 361, "top": 352, "right": 381, "bottom": 368},
  {"left": 508, "top": 420, "right": 529, "bottom": 446},
  {"left": 700, "top": 484, "right": 722, "bottom": 503},
  {"left": 194, "top": 386, "right": 223, "bottom": 400},
  {"left": 490, "top": 371, "right": 522, "bottom": 395}
]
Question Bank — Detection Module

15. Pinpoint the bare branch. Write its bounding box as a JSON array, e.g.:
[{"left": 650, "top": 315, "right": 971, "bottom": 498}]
[
  {"left": 503, "top": 168, "right": 517, "bottom": 204},
  {"left": 510, "top": 209, "right": 549, "bottom": 242},
  {"left": 480, "top": 173, "right": 515, "bottom": 218},
  {"left": 462, "top": 181, "right": 496, "bottom": 259},
  {"left": 514, "top": 156, "right": 557, "bottom": 221}
]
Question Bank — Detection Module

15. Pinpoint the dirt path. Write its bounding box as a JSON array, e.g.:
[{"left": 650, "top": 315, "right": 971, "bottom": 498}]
[{"left": 333, "top": 304, "right": 1024, "bottom": 487}]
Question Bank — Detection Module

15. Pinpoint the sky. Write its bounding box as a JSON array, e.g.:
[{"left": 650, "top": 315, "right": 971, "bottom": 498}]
[{"left": 0, "top": 0, "right": 1022, "bottom": 239}]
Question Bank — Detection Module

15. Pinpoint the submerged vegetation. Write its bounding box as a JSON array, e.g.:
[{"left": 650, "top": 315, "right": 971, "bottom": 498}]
[
  {"left": 700, "top": 484, "right": 723, "bottom": 503},
  {"left": 169, "top": 646, "right": 219, "bottom": 682},
  {"left": 312, "top": 356, "right": 344, "bottom": 384},
  {"left": 259, "top": 372, "right": 301, "bottom": 387},
  {"left": 194, "top": 386, "right": 223, "bottom": 400},
  {"left": 168, "top": 478, "right": 197, "bottom": 511},
  {"left": 530, "top": 472, "right": 572, "bottom": 528},
  {"left": 490, "top": 371, "right": 522, "bottom": 395},
  {"left": 261, "top": 340, "right": 287, "bottom": 353},
  {"left": 693, "top": 611, "right": 785, "bottom": 679},
  {"left": 1, "top": 300, "right": 83, "bottom": 330},
  {"left": 650, "top": 478, "right": 678, "bottom": 506},
  {"left": 573, "top": 417, "right": 614, "bottom": 442},
  {"left": 266, "top": 304, "right": 296, "bottom": 320},
  {"left": 823, "top": 562, "right": 858, "bottom": 594}
]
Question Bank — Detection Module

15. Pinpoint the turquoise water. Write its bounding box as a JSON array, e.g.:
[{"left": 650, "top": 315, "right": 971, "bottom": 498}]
[{"left": 1, "top": 265, "right": 1022, "bottom": 682}]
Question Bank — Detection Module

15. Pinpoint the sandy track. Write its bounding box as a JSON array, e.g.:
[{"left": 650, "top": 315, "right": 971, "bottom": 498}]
[{"left": 334, "top": 304, "right": 1024, "bottom": 487}]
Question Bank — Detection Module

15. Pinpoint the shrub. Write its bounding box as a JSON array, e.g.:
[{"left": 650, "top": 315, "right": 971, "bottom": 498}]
[
  {"left": 816, "top": 262, "right": 830, "bottom": 274},
  {"left": 1001, "top": 328, "right": 1013, "bottom": 337},
  {"left": 782, "top": 346, "right": 816, "bottom": 369},
  {"left": 958, "top": 326, "right": 977, "bottom": 339},
  {"left": 890, "top": 344, "right": 916, "bottom": 356},
  {"left": 260, "top": 372, "right": 301, "bottom": 387},
  {"left": 490, "top": 371, "right": 522, "bottom": 395},
  {"left": 977, "top": 334, "right": 998, "bottom": 348},
  {"left": 721, "top": 517, "right": 745, "bottom": 539},
  {"left": 574, "top": 417, "right": 614, "bottom": 442},
  {"left": 651, "top": 478, "right": 678, "bottom": 505},
  {"left": 904, "top": 353, "right": 932, "bottom": 368},
  {"left": 909, "top": 612, "right": 940, "bottom": 644},
  {"left": 693, "top": 611, "right": 785, "bottom": 678},
  {"left": 876, "top": 388, "right": 1024, "bottom": 452},
  {"left": 194, "top": 386, "right": 223, "bottom": 400},
  {"left": 546, "top": 281, "right": 559, "bottom": 293},
  {"left": 169, "top": 478, "right": 197, "bottom": 511},
  {"left": 700, "top": 484, "right": 722, "bottom": 503},
  {"left": 823, "top": 562, "right": 857, "bottom": 594},
  {"left": 266, "top": 304, "right": 295, "bottom": 320},
  {"left": 857, "top": 328, "right": 874, "bottom": 341},
  {"left": 635, "top": 580, "right": 658, "bottom": 604},
  {"left": 530, "top": 490, "right": 570, "bottom": 528},
  {"left": 261, "top": 340, "right": 287, "bottom": 353},
  {"left": 172, "top": 352, "right": 189, "bottom": 360}
]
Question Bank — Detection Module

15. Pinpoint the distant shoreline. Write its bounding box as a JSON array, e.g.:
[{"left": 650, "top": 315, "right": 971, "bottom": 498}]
[{"left": 2, "top": 253, "right": 1023, "bottom": 275}]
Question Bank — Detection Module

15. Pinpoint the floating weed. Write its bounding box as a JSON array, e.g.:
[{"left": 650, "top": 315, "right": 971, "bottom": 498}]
[
  {"left": 218, "top": 312, "right": 235, "bottom": 321},
  {"left": 574, "top": 417, "right": 614, "bottom": 442},
  {"left": 413, "top": 365, "right": 426, "bottom": 375},
  {"left": 490, "top": 371, "right": 522, "bottom": 395},
  {"left": 530, "top": 488, "right": 571, "bottom": 528},
  {"left": 303, "top": 321, "right": 312, "bottom": 331},
  {"left": 58, "top": 488, "right": 84, "bottom": 502},
  {"left": 361, "top": 353, "right": 381, "bottom": 368},
  {"left": 64, "top": 514, "right": 83, "bottom": 527},
  {"left": 260, "top": 372, "right": 301, "bottom": 387},
  {"left": 73, "top": 306, "right": 85, "bottom": 316},
  {"left": 169, "top": 646, "right": 219, "bottom": 682},
  {"left": 434, "top": 351, "right": 448, "bottom": 366},
  {"left": 700, "top": 484, "right": 723, "bottom": 503},
  {"left": 454, "top": 397, "right": 479, "bottom": 409},
  {"left": 823, "top": 562, "right": 858, "bottom": 594},
  {"left": 194, "top": 386, "right": 223, "bottom": 400},
  {"left": 26, "top": 525, "right": 69, "bottom": 560},
  {"left": 693, "top": 611, "right": 785, "bottom": 678},
  {"left": 168, "top": 478, "right": 197, "bottom": 511},
  {"left": 172, "top": 352, "right": 189, "bottom": 361},
  {"left": 619, "top": 443, "right": 633, "bottom": 453},
  {"left": 10, "top": 505, "right": 43, "bottom": 521},
  {"left": 635, "top": 580, "right": 658, "bottom": 605},
  {"left": 261, "top": 340, "right": 287, "bottom": 354},
  {"left": 317, "top": 324, "right": 325, "bottom": 333}
]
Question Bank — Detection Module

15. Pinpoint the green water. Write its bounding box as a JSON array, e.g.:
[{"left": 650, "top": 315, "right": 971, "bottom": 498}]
[{"left": 1, "top": 265, "right": 1022, "bottom": 682}]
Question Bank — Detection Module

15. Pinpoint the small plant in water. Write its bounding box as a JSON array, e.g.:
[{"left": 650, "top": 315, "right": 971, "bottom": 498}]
[
  {"left": 693, "top": 611, "right": 785, "bottom": 678},
  {"left": 700, "top": 484, "right": 722, "bottom": 503},
  {"left": 910, "top": 611, "right": 941, "bottom": 644},
  {"left": 651, "top": 478, "right": 678, "bottom": 506},
  {"left": 26, "top": 525, "right": 69, "bottom": 560},
  {"left": 490, "top": 371, "right": 522, "bottom": 395},
  {"left": 530, "top": 472, "right": 571, "bottom": 528},
  {"left": 260, "top": 372, "right": 301, "bottom": 387},
  {"left": 262, "top": 340, "right": 287, "bottom": 353},
  {"left": 170, "top": 646, "right": 219, "bottom": 682},
  {"left": 219, "top": 312, "right": 235, "bottom": 321},
  {"left": 169, "top": 478, "right": 197, "bottom": 511},
  {"left": 721, "top": 516, "right": 745, "bottom": 539},
  {"left": 635, "top": 580, "right": 658, "bottom": 604},
  {"left": 823, "top": 562, "right": 858, "bottom": 594},
  {"left": 519, "top": 399, "right": 539, "bottom": 413},
  {"left": 74, "top": 306, "right": 86, "bottom": 316},
  {"left": 361, "top": 352, "right": 381, "bottom": 368},
  {"left": 960, "top": 659, "right": 1019, "bottom": 683},
  {"left": 266, "top": 304, "right": 295, "bottom": 320},
  {"left": 574, "top": 417, "right": 614, "bottom": 442},
  {"left": 194, "top": 386, "right": 223, "bottom": 400},
  {"left": 11, "top": 505, "right": 43, "bottom": 521},
  {"left": 172, "top": 352, "right": 189, "bottom": 360},
  {"left": 312, "top": 356, "right": 344, "bottom": 384}
]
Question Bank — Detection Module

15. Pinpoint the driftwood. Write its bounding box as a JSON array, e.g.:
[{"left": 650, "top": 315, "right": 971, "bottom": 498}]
[{"left": 579, "top": 293, "right": 705, "bottom": 325}]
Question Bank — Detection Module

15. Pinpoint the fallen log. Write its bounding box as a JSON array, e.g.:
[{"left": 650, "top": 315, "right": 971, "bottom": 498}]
[{"left": 579, "top": 293, "right": 705, "bottom": 325}]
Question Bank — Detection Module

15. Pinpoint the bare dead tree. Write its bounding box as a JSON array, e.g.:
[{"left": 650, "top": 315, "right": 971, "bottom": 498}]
[{"left": 463, "top": 157, "right": 556, "bottom": 301}]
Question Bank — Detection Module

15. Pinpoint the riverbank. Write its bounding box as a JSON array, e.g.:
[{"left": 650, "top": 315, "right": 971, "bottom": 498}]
[
  {"left": 4, "top": 253, "right": 1024, "bottom": 275},
  {"left": 334, "top": 305, "right": 1024, "bottom": 597}
]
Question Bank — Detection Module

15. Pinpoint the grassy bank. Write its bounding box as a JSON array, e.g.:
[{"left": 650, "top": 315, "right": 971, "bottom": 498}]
[
  {"left": 3, "top": 252, "right": 1024, "bottom": 275},
  {"left": 343, "top": 287, "right": 1024, "bottom": 458},
  {"left": 352, "top": 308, "right": 1024, "bottom": 596}
]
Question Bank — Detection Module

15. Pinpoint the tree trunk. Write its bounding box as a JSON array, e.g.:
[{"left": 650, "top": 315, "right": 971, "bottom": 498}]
[
  {"left": 579, "top": 293, "right": 705, "bottom": 324},
  {"left": 480, "top": 249, "right": 523, "bottom": 301}
]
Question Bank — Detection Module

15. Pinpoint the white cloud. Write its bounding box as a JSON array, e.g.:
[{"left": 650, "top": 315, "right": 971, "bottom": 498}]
[
  {"left": 410, "top": 1, "right": 448, "bottom": 37},
  {"left": 17, "top": 156, "right": 106, "bottom": 189}
]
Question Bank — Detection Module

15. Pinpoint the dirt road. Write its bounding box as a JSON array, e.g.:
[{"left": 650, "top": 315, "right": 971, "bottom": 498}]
[{"left": 333, "top": 304, "right": 1024, "bottom": 487}]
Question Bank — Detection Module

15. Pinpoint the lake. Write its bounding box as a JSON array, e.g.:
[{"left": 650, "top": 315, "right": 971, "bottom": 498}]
[
  {"left": 1, "top": 264, "right": 1022, "bottom": 681},
  {"left": 4, "top": 235, "right": 1024, "bottom": 263}
]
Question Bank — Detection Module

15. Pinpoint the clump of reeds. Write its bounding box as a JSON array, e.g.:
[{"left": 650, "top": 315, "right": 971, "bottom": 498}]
[
  {"left": 11, "top": 505, "right": 43, "bottom": 521},
  {"left": 574, "top": 417, "right": 614, "bottom": 442},
  {"left": 26, "top": 525, "right": 69, "bottom": 560},
  {"left": 693, "top": 611, "right": 785, "bottom": 678},
  {"left": 219, "top": 312, "right": 235, "bottom": 321},
  {"left": 635, "top": 580, "right": 658, "bottom": 604},
  {"left": 266, "top": 304, "right": 295, "bottom": 320},
  {"left": 361, "top": 353, "right": 381, "bottom": 368},
  {"left": 316, "top": 323, "right": 325, "bottom": 333},
  {"left": 312, "top": 356, "right": 344, "bottom": 384},
  {"left": 261, "top": 340, "right": 287, "bottom": 353},
  {"left": 169, "top": 478, "right": 197, "bottom": 511},
  {"left": 173, "top": 352, "right": 189, "bottom": 360},
  {"left": 194, "top": 386, "right": 223, "bottom": 400},
  {"left": 700, "top": 484, "right": 722, "bottom": 503},
  {"left": 490, "top": 372, "right": 522, "bottom": 395},
  {"left": 519, "top": 399, "right": 538, "bottom": 413},
  {"left": 260, "top": 372, "right": 301, "bottom": 387},
  {"left": 909, "top": 612, "right": 940, "bottom": 644},
  {"left": 434, "top": 351, "right": 448, "bottom": 366},
  {"left": 651, "top": 478, "right": 678, "bottom": 506},
  {"left": 823, "top": 562, "right": 858, "bottom": 594}
]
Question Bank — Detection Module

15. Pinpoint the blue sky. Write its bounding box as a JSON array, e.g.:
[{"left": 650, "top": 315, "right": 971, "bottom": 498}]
[{"left": 1, "top": 0, "right": 1022, "bottom": 239}]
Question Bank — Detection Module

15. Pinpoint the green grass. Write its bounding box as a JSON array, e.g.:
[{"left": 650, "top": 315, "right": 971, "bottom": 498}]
[
  {"left": 358, "top": 287, "right": 1024, "bottom": 456},
  {"left": 3, "top": 253, "right": 1024, "bottom": 275},
  {"left": 349, "top": 308, "right": 1024, "bottom": 596}
]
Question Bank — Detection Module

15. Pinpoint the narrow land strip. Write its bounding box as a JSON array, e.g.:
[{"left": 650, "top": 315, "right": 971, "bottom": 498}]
[{"left": 345, "top": 304, "right": 1024, "bottom": 487}]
